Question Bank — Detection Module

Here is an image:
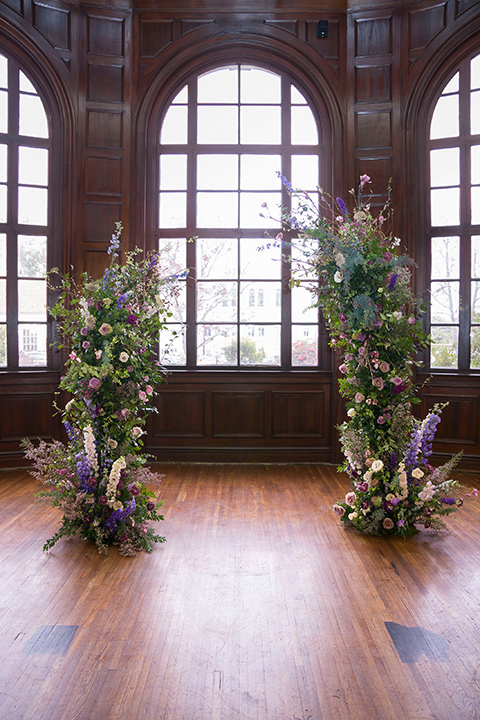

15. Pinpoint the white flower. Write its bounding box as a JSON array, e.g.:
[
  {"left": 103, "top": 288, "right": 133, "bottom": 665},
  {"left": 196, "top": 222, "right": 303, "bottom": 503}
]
[
  {"left": 334, "top": 270, "right": 344, "bottom": 283},
  {"left": 335, "top": 252, "right": 346, "bottom": 267},
  {"left": 108, "top": 439, "right": 118, "bottom": 449},
  {"left": 131, "top": 426, "right": 144, "bottom": 438},
  {"left": 371, "top": 459, "right": 384, "bottom": 472},
  {"left": 119, "top": 352, "right": 129, "bottom": 363},
  {"left": 412, "top": 468, "right": 424, "bottom": 479},
  {"left": 393, "top": 311, "right": 403, "bottom": 320},
  {"left": 65, "top": 399, "right": 75, "bottom": 412},
  {"left": 85, "top": 314, "right": 96, "bottom": 330},
  {"left": 347, "top": 408, "right": 356, "bottom": 418}
]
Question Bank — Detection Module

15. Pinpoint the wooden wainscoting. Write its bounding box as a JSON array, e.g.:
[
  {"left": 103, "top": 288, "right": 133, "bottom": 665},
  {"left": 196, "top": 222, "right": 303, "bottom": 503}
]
[
  {"left": 145, "top": 370, "right": 337, "bottom": 463},
  {"left": 1, "top": 463, "right": 479, "bottom": 719}
]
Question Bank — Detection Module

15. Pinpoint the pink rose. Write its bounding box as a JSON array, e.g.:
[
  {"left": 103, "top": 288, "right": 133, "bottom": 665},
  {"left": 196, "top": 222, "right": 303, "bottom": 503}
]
[
  {"left": 99, "top": 323, "right": 112, "bottom": 335},
  {"left": 377, "top": 415, "right": 386, "bottom": 425},
  {"left": 332, "top": 504, "right": 345, "bottom": 517},
  {"left": 383, "top": 518, "right": 394, "bottom": 530},
  {"left": 373, "top": 377, "right": 384, "bottom": 390},
  {"left": 82, "top": 341, "right": 90, "bottom": 350},
  {"left": 139, "top": 391, "right": 147, "bottom": 401},
  {"left": 88, "top": 377, "right": 102, "bottom": 389},
  {"left": 408, "top": 316, "right": 416, "bottom": 325},
  {"left": 392, "top": 376, "right": 403, "bottom": 386},
  {"left": 146, "top": 385, "right": 153, "bottom": 395},
  {"left": 379, "top": 361, "right": 389, "bottom": 372},
  {"left": 345, "top": 492, "right": 357, "bottom": 506},
  {"left": 339, "top": 364, "right": 348, "bottom": 374},
  {"left": 355, "top": 392, "right": 365, "bottom": 403}
]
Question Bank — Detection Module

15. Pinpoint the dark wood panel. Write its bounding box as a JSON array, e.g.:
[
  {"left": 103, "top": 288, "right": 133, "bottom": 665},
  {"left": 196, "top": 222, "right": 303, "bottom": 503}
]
[
  {"left": 355, "top": 16, "right": 392, "bottom": 57},
  {"left": 87, "top": 63, "right": 123, "bottom": 103},
  {"left": 139, "top": 19, "right": 174, "bottom": 58},
  {"left": 355, "top": 64, "right": 391, "bottom": 103},
  {"left": 305, "top": 18, "right": 341, "bottom": 62},
  {"left": 0, "top": 393, "right": 55, "bottom": 441},
  {"left": 272, "top": 390, "right": 327, "bottom": 438},
  {"left": 87, "top": 14, "right": 124, "bottom": 57},
  {"left": 86, "top": 109, "right": 122, "bottom": 148},
  {"left": 356, "top": 109, "right": 392, "bottom": 149},
  {"left": 32, "top": 2, "right": 71, "bottom": 51},
  {"left": 211, "top": 391, "right": 265, "bottom": 438},
  {"left": 85, "top": 156, "right": 122, "bottom": 195},
  {"left": 153, "top": 391, "right": 206, "bottom": 437},
  {"left": 84, "top": 202, "right": 122, "bottom": 242},
  {"left": 421, "top": 393, "right": 479, "bottom": 446},
  {"left": 408, "top": 3, "right": 447, "bottom": 53}
]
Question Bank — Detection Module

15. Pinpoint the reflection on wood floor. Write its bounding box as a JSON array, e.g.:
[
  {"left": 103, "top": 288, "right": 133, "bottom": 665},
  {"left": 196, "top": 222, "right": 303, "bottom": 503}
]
[{"left": 1, "top": 464, "right": 480, "bottom": 720}]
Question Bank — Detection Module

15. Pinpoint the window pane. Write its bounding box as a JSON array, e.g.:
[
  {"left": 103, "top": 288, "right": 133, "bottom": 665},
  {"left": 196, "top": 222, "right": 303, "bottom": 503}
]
[
  {"left": 472, "top": 236, "right": 480, "bottom": 277},
  {"left": 292, "top": 239, "right": 320, "bottom": 280},
  {"left": 292, "top": 325, "right": 318, "bottom": 366},
  {"left": 18, "top": 323, "right": 47, "bottom": 366},
  {"left": 18, "top": 235, "right": 47, "bottom": 277},
  {"left": 472, "top": 187, "right": 480, "bottom": 224},
  {"left": 239, "top": 324, "right": 281, "bottom": 365},
  {"left": 471, "top": 90, "right": 480, "bottom": 135},
  {"left": 472, "top": 146, "right": 480, "bottom": 185},
  {"left": 291, "top": 155, "right": 318, "bottom": 190},
  {"left": 197, "top": 155, "right": 238, "bottom": 190},
  {"left": 430, "top": 188, "right": 460, "bottom": 226},
  {"left": 240, "top": 192, "right": 281, "bottom": 229},
  {"left": 0, "top": 324, "right": 5, "bottom": 366},
  {"left": 159, "top": 155, "right": 187, "bottom": 190},
  {"left": 240, "top": 238, "right": 281, "bottom": 279},
  {"left": 240, "top": 106, "right": 281, "bottom": 144},
  {"left": 18, "top": 186, "right": 48, "bottom": 225},
  {"left": 471, "top": 57, "right": 480, "bottom": 90},
  {"left": 291, "top": 86, "right": 307, "bottom": 104},
  {"left": 19, "top": 71, "right": 37, "bottom": 94},
  {"left": 159, "top": 238, "right": 186, "bottom": 275},
  {"left": 197, "top": 192, "right": 238, "bottom": 228},
  {"left": 472, "top": 280, "right": 480, "bottom": 317},
  {"left": 0, "top": 185, "right": 6, "bottom": 223},
  {"left": 0, "top": 90, "right": 7, "bottom": 134},
  {"left": 19, "top": 146, "right": 48, "bottom": 186},
  {"left": 19, "top": 94, "right": 48, "bottom": 138},
  {"left": 198, "top": 106, "right": 238, "bottom": 144},
  {"left": 444, "top": 72, "right": 459, "bottom": 94},
  {"left": 197, "top": 324, "right": 237, "bottom": 366},
  {"left": 240, "top": 155, "right": 281, "bottom": 190},
  {"left": 430, "top": 325, "right": 458, "bottom": 368},
  {"left": 430, "top": 280, "right": 459, "bottom": 323},
  {"left": 0, "top": 143, "right": 6, "bottom": 182},
  {"left": 197, "top": 238, "right": 237, "bottom": 279},
  {"left": 160, "top": 324, "right": 186, "bottom": 365},
  {"left": 291, "top": 283, "right": 317, "bottom": 322},
  {"left": 430, "top": 147, "right": 459, "bottom": 187},
  {"left": 0, "top": 278, "right": 5, "bottom": 320},
  {"left": 159, "top": 192, "right": 186, "bottom": 228},
  {"left": 0, "top": 55, "right": 7, "bottom": 89},
  {"left": 240, "top": 67, "right": 281, "bottom": 104},
  {"left": 291, "top": 106, "right": 318, "bottom": 145},
  {"left": 240, "top": 281, "right": 281, "bottom": 321},
  {"left": 197, "top": 281, "right": 237, "bottom": 322},
  {"left": 430, "top": 94, "right": 459, "bottom": 139},
  {"left": 471, "top": 326, "right": 480, "bottom": 369},
  {"left": 18, "top": 279, "right": 47, "bottom": 321},
  {"left": 172, "top": 86, "right": 188, "bottom": 104},
  {"left": 431, "top": 237, "right": 460, "bottom": 279},
  {"left": 198, "top": 67, "right": 238, "bottom": 103},
  {"left": 0, "top": 233, "right": 5, "bottom": 275},
  {"left": 160, "top": 105, "right": 188, "bottom": 144}
]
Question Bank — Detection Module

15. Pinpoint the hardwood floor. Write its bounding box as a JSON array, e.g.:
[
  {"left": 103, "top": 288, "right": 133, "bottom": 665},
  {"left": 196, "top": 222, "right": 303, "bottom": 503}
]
[{"left": 1, "top": 464, "right": 480, "bottom": 720}]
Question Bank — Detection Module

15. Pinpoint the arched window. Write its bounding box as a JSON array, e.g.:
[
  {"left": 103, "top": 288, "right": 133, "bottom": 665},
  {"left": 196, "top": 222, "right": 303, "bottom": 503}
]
[
  {"left": 427, "top": 52, "right": 480, "bottom": 371},
  {"left": 156, "top": 63, "right": 323, "bottom": 369},
  {"left": 0, "top": 51, "right": 50, "bottom": 369}
]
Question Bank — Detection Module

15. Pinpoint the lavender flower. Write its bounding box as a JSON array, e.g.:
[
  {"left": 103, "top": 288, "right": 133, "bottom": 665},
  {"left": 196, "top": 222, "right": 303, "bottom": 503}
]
[{"left": 336, "top": 197, "right": 348, "bottom": 216}]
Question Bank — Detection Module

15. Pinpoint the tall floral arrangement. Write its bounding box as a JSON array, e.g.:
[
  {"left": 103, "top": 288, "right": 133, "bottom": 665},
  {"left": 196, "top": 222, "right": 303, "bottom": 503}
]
[
  {"left": 23, "top": 223, "right": 186, "bottom": 554},
  {"left": 277, "top": 175, "right": 474, "bottom": 536}
]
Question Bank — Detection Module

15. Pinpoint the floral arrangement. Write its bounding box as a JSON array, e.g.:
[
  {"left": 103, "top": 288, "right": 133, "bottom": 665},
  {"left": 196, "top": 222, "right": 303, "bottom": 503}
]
[
  {"left": 277, "top": 175, "right": 475, "bottom": 536},
  {"left": 23, "top": 223, "right": 185, "bottom": 554}
]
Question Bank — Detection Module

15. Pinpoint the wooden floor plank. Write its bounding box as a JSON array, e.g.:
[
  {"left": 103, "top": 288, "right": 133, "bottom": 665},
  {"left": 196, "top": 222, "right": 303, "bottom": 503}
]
[{"left": 0, "top": 464, "right": 479, "bottom": 720}]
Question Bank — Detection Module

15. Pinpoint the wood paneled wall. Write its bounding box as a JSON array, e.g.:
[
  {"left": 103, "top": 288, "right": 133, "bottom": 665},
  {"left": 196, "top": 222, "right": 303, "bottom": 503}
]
[{"left": 0, "top": 0, "right": 479, "bottom": 467}]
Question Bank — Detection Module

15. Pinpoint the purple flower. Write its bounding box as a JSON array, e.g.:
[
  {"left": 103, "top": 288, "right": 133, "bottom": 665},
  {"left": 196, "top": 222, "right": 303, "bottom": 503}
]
[
  {"left": 127, "top": 314, "right": 139, "bottom": 326},
  {"left": 146, "top": 501, "right": 155, "bottom": 511},
  {"left": 387, "top": 272, "right": 398, "bottom": 290},
  {"left": 441, "top": 497, "right": 456, "bottom": 505},
  {"left": 80, "top": 327, "right": 88, "bottom": 336},
  {"left": 336, "top": 197, "right": 348, "bottom": 216},
  {"left": 88, "top": 377, "right": 102, "bottom": 390}
]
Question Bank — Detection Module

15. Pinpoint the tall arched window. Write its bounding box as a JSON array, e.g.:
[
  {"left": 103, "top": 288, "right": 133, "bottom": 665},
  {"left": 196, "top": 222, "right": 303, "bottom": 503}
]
[
  {"left": 156, "top": 64, "right": 324, "bottom": 369},
  {"left": 0, "top": 51, "right": 50, "bottom": 369},
  {"left": 428, "top": 52, "right": 480, "bottom": 371}
]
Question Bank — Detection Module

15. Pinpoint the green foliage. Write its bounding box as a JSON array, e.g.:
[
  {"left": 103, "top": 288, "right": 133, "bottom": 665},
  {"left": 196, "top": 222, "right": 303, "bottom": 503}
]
[{"left": 223, "top": 337, "right": 266, "bottom": 365}]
